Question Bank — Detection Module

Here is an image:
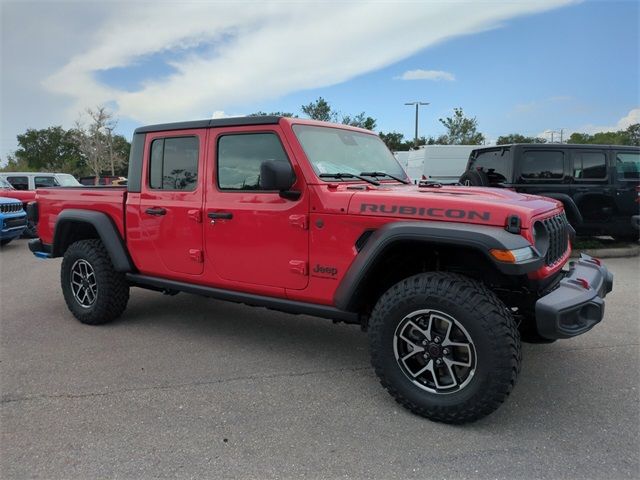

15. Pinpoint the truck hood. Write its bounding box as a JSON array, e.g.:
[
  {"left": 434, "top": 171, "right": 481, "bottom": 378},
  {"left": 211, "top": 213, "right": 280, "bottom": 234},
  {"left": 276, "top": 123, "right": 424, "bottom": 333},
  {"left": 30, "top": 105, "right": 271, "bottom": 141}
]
[{"left": 348, "top": 184, "right": 561, "bottom": 228}]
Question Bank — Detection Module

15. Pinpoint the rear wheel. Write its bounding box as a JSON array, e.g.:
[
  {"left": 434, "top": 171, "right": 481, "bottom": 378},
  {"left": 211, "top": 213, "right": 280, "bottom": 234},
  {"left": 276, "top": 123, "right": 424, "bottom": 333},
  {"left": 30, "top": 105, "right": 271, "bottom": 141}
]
[
  {"left": 368, "top": 272, "right": 521, "bottom": 424},
  {"left": 61, "top": 239, "right": 129, "bottom": 325},
  {"left": 0, "top": 238, "right": 13, "bottom": 247}
]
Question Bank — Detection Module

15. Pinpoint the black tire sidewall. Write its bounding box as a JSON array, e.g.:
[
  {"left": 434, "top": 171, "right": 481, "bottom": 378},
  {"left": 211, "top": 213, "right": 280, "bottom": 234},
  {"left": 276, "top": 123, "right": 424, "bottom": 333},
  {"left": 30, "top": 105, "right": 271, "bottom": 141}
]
[{"left": 61, "top": 240, "right": 128, "bottom": 324}]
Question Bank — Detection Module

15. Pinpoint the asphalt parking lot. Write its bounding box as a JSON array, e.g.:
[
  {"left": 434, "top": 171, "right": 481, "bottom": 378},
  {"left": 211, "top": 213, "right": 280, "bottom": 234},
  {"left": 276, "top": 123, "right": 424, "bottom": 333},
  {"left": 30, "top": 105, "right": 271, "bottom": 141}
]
[{"left": 1, "top": 239, "right": 639, "bottom": 479}]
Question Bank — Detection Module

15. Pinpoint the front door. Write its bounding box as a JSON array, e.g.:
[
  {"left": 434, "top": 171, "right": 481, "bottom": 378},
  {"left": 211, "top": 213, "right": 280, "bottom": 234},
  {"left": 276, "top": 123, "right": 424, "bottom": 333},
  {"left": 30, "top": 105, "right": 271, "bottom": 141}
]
[
  {"left": 137, "top": 130, "right": 205, "bottom": 277},
  {"left": 204, "top": 127, "right": 309, "bottom": 290}
]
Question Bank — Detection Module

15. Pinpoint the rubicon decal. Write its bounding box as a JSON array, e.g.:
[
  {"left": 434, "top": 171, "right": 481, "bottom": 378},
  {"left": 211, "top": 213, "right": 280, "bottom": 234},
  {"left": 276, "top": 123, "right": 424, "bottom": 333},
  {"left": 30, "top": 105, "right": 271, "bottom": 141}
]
[{"left": 359, "top": 203, "right": 491, "bottom": 221}]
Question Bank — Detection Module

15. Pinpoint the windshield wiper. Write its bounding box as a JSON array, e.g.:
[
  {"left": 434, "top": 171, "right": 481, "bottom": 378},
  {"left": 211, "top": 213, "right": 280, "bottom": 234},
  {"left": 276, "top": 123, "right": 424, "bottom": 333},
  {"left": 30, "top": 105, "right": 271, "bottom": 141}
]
[
  {"left": 319, "top": 173, "right": 380, "bottom": 186},
  {"left": 360, "top": 171, "right": 410, "bottom": 185}
]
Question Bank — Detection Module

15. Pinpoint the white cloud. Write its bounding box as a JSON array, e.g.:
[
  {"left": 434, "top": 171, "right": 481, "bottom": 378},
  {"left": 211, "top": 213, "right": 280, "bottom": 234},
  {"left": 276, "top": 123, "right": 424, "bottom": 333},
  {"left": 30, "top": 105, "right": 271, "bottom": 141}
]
[
  {"left": 395, "top": 69, "right": 456, "bottom": 81},
  {"left": 1, "top": 0, "right": 576, "bottom": 159},
  {"left": 557, "top": 107, "right": 640, "bottom": 139},
  {"left": 44, "top": 0, "right": 576, "bottom": 124}
]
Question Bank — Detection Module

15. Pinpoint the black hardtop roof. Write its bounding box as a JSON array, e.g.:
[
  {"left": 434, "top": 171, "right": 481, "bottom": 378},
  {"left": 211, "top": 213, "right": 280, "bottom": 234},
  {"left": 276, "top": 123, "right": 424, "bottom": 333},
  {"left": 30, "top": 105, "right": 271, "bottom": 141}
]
[
  {"left": 134, "top": 115, "right": 282, "bottom": 134},
  {"left": 472, "top": 143, "right": 639, "bottom": 151}
]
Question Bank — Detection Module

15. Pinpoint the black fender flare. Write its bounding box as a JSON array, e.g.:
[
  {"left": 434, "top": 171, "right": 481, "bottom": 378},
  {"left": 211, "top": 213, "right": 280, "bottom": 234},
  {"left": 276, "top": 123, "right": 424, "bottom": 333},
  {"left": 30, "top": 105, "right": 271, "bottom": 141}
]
[
  {"left": 52, "top": 209, "right": 134, "bottom": 272},
  {"left": 535, "top": 193, "right": 583, "bottom": 226},
  {"left": 333, "top": 221, "right": 543, "bottom": 312}
]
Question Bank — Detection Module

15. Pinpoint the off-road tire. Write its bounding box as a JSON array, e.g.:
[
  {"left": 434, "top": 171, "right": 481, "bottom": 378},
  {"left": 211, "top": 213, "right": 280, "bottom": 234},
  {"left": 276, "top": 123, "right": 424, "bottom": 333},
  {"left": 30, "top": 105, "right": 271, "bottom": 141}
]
[
  {"left": 61, "top": 239, "right": 129, "bottom": 325},
  {"left": 369, "top": 272, "right": 521, "bottom": 424}
]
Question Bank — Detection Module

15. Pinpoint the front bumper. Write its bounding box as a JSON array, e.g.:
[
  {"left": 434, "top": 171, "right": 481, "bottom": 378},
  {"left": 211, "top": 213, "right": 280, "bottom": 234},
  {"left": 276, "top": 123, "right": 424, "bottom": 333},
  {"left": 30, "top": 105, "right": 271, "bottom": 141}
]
[
  {"left": 535, "top": 254, "right": 613, "bottom": 339},
  {"left": 0, "top": 213, "right": 27, "bottom": 239}
]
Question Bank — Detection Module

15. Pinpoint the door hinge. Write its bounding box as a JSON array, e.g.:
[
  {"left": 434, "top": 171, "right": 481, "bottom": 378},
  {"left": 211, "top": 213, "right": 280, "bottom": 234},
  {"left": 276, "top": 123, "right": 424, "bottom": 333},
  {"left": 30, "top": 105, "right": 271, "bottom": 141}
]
[
  {"left": 289, "top": 214, "right": 308, "bottom": 230},
  {"left": 189, "top": 249, "right": 204, "bottom": 263},
  {"left": 289, "top": 260, "right": 308, "bottom": 276},
  {"left": 188, "top": 209, "right": 202, "bottom": 223}
]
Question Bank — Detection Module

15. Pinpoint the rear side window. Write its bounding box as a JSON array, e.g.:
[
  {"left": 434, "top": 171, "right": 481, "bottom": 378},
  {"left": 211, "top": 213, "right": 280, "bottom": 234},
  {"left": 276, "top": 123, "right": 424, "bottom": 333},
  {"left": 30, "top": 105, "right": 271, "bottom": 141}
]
[
  {"left": 149, "top": 136, "right": 199, "bottom": 190},
  {"left": 34, "top": 176, "right": 57, "bottom": 188},
  {"left": 573, "top": 151, "right": 606, "bottom": 179},
  {"left": 615, "top": 152, "right": 639, "bottom": 180},
  {"left": 217, "top": 133, "right": 290, "bottom": 190},
  {"left": 6, "top": 176, "right": 28, "bottom": 190},
  {"left": 520, "top": 150, "right": 564, "bottom": 180},
  {"left": 468, "top": 149, "right": 509, "bottom": 184}
]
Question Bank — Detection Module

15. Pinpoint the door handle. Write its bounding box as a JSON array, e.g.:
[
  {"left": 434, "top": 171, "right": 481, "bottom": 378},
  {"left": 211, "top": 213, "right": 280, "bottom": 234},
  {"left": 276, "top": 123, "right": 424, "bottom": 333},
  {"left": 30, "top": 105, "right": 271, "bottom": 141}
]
[
  {"left": 207, "top": 212, "right": 233, "bottom": 220},
  {"left": 145, "top": 207, "right": 167, "bottom": 216}
]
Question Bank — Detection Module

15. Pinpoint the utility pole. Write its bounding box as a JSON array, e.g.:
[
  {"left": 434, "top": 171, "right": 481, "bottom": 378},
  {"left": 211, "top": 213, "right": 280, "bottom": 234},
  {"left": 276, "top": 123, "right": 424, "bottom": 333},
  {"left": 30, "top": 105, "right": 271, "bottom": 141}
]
[{"left": 404, "top": 101, "right": 429, "bottom": 148}]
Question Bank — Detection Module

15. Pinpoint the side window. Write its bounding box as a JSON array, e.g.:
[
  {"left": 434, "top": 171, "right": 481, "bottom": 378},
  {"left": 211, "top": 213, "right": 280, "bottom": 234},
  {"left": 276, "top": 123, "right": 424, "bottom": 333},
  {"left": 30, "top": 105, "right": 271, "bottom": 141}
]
[
  {"left": 7, "top": 176, "right": 28, "bottom": 190},
  {"left": 217, "top": 133, "right": 290, "bottom": 190},
  {"left": 34, "top": 176, "right": 57, "bottom": 188},
  {"left": 149, "top": 136, "right": 199, "bottom": 191},
  {"left": 573, "top": 151, "right": 606, "bottom": 179},
  {"left": 520, "top": 151, "right": 564, "bottom": 180},
  {"left": 469, "top": 149, "right": 509, "bottom": 184},
  {"left": 615, "top": 152, "right": 640, "bottom": 180}
]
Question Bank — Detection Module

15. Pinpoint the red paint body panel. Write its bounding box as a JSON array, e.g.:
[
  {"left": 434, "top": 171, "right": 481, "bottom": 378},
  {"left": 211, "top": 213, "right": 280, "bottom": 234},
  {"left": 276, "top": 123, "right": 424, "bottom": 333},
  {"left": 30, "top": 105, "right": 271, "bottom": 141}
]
[
  {"left": 34, "top": 118, "right": 571, "bottom": 307},
  {"left": 0, "top": 188, "right": 36, "bottom": 204},
  {"left": 36, "top": 187, "right": 126, "bottom": 245}
]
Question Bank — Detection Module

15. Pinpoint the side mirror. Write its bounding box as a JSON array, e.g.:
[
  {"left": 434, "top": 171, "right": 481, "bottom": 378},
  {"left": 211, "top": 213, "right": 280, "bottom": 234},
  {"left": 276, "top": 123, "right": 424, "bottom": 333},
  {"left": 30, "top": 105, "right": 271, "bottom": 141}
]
[{"left": 260, "top": 160, "right": 296, "bottom": 192}]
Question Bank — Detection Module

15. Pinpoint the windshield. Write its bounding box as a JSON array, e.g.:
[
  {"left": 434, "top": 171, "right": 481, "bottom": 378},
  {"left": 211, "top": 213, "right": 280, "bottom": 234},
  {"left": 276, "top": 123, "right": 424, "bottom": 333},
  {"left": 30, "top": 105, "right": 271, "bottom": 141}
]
[
  {"left": 54, "top": 174, "right": 81, "bottom": 186},
  {"left": 292, "top": 125, "right": 407, "bottom": 181},
  {"left": 0, "top": 177, "right": 14, "bottom": 189}
]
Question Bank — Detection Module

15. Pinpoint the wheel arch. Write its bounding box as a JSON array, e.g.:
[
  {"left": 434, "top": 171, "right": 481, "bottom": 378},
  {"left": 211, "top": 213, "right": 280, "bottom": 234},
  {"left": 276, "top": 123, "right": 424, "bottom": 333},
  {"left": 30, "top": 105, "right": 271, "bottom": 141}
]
[
  {"left": 52, "top": 209, "right": 134, "bottom": 272},
  {"left": 334, "top": 221, "right": 540, "bottom": 314}
]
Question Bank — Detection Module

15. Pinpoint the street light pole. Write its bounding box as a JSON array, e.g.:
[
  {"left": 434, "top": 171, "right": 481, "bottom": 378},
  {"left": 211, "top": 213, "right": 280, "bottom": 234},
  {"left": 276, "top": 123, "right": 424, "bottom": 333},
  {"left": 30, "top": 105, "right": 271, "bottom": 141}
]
[{"left": 405, "top": 101, "right": 429, "bottom": 148}]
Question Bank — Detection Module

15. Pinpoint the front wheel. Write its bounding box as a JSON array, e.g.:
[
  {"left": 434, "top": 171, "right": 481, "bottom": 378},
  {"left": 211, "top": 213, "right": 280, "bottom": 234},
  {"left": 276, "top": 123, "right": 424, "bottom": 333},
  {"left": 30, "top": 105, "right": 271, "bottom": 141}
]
[
  {"left": 368, "top": 272, "right": 521, "bottom": 424},
  {"left": 61, "top": 239, "right": 130, "bottom": 325}
]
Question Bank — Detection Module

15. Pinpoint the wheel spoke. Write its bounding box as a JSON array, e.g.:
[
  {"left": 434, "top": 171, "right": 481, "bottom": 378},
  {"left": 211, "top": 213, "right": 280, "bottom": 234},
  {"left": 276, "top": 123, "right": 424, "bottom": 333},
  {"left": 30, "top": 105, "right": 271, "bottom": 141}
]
[
  {"left": 406, "top": 320, "right": 430, "bottom": 342},
  {"left": 443, "top": 358, "right": 461, "bottom": 386}
]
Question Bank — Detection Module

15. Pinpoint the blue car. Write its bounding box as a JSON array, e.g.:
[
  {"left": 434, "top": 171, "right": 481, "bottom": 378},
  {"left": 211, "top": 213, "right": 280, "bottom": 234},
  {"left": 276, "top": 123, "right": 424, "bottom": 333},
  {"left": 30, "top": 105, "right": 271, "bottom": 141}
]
[{"left": 0, "top": 197, "right": 27, "bottom": 247}]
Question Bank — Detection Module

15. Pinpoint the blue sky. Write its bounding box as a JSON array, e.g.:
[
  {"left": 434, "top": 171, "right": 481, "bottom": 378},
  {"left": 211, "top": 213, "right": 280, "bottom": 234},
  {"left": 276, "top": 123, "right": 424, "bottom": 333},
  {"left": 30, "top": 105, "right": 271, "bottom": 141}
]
[
  {"left": 1, "top": 0, "right": 638, "bottom": 160},
  {"left": 249, "top": 0, "right": 639, "bottom": 142}
]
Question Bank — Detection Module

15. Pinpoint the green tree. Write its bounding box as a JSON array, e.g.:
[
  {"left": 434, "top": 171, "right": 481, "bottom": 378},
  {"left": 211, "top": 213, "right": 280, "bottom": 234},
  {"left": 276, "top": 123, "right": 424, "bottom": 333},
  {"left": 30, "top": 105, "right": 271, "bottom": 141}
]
[
  {"left": 301, "top": 97, "right": 337, "bottom": 122},
  {"left": 13, "top": 126, "right": 84, "bottom": 174},
  {"left": 379, "top": 131, "right": 407, "bottom": 151},
  {"left": 0, "top": 154, "right": 32, "bottom": 172},
  {"left": 496, "top": 133, "right": 547, "bottom": 145},
  {"left": 437, "top": 108, "right": 485, "bottom": 145},
  {"left": 341, "top": 112, "right": 377, "bottom": 130},
  {"left": 567, "top": 124, "right": 639, "bottom": 146}
]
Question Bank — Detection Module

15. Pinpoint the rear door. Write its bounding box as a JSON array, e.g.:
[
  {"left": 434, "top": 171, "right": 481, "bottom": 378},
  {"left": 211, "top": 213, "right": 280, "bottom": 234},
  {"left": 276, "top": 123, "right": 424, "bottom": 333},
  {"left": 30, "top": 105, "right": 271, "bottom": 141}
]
[
  {"left": 612, "top": 149, "right": 640, "bottom": 215},
  {"left": 569, "top": 148, "right": 612, "bottom": 223},
  {"left": 136, "top": 129, "right": 206, "bottom": 277}
]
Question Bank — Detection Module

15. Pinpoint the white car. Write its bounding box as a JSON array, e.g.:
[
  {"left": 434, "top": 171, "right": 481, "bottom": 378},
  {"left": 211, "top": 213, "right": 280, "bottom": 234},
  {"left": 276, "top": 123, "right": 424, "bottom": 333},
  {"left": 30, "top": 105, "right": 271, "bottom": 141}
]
[{"left": 0, "top": 172, "right": 82, "bottom": 190}]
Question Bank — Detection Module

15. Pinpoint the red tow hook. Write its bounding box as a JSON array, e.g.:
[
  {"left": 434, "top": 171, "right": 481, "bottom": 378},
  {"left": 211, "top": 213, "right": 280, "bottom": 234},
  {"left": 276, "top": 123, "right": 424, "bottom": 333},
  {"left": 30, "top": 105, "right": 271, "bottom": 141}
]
[{"left": 576, "top": 278, "right": 590, "bottom": 289}]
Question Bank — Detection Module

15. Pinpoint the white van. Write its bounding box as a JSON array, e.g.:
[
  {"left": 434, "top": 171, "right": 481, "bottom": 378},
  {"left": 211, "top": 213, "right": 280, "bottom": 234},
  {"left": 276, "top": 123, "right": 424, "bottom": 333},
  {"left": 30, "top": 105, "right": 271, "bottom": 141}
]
[{"left": 398, "top": 145, "right": 484, "bottom": 183}]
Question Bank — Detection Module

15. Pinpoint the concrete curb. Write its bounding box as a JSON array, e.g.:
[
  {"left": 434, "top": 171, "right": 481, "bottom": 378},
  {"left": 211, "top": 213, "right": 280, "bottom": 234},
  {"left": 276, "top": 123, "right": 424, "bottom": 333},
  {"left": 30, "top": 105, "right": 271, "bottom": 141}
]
[{"left": 571, "top": 245, "right": 640, "bottom": 259}]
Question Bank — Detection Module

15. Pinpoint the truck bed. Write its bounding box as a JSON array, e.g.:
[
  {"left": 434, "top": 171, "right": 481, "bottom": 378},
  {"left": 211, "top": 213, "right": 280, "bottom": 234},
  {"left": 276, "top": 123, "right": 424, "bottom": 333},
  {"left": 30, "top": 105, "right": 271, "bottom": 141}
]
[{"left": 36, "top": 187, "right": 127, "bottom": 244}]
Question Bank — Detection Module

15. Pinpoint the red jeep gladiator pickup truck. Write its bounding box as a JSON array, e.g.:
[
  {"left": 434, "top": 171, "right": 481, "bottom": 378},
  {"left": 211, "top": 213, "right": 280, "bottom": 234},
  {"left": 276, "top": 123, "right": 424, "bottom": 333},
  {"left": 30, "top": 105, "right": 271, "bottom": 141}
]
[{"left": 28, "top": 116, "right": 613, "bottom": 423}]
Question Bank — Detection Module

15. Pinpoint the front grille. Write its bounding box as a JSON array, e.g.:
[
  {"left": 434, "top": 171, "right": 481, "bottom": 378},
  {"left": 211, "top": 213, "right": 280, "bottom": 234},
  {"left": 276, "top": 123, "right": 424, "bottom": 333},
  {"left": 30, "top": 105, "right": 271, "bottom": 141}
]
[
  {"left": 542, "top": 212, "right": 569, "bottom": 266},
  {"left": 0, "top": 203, "right": 23, "bottom": 213}
]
